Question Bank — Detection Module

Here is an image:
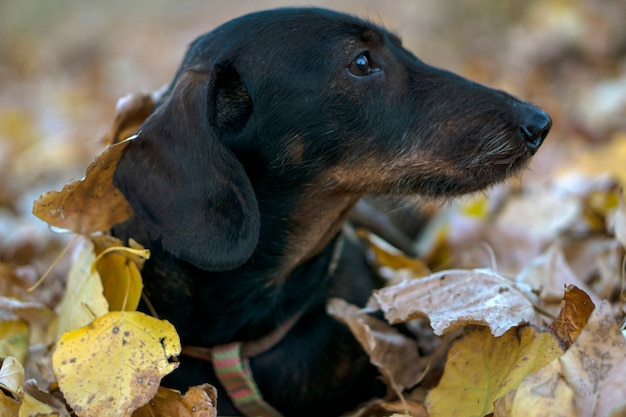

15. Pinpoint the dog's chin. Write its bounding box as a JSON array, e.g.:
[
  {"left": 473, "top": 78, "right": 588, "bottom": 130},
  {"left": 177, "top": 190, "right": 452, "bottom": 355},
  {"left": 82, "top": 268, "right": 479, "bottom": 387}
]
[{"left": 409, "top": 155, "right": 531, "bottom": 198}]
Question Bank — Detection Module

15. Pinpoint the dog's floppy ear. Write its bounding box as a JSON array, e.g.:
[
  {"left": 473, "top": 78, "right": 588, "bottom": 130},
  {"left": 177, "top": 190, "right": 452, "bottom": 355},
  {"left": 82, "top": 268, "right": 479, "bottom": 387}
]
[{"left": 113, "top": 65, "right": 259, "bottom": 271}]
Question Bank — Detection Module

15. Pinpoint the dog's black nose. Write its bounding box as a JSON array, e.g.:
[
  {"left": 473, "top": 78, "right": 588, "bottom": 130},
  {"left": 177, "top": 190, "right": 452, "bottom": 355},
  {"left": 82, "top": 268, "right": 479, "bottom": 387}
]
[{"left": 520, "top": 109, "right": 551, "bottom": 154}]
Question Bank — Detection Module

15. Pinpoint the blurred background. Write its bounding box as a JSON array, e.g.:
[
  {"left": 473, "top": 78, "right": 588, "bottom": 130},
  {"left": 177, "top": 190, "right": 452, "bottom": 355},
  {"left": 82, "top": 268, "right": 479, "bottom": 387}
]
[{"left": 0, "top": 0, "right": 625, "bottom": 283}]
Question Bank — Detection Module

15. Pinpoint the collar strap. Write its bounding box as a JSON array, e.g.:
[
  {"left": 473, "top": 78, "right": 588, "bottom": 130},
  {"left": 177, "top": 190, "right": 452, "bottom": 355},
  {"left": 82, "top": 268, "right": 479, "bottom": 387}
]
[{"left": 182, "top": 311, "right": 302, "bottom": 417}]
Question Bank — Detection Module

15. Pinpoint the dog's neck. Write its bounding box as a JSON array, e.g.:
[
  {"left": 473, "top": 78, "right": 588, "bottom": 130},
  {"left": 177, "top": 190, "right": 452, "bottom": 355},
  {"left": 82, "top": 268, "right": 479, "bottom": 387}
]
[
  {"left": 271, "top": 192, "right": 359, "bottom": 283},
  {"left": 250, "top": 178, "right": 359, "bottom": 284}
]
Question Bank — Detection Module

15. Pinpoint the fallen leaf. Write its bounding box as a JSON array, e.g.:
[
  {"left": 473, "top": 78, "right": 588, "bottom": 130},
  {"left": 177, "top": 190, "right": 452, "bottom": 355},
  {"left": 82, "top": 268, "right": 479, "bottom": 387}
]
[
  {"left": 560, "top": 301, "right": 626, "bottom": 417},
  {"left": 346, "top": 397, "right": 427, "bottom": 417},
  {"left": 180, "top": 384, "right": 218, "bottom": 417},
  {"left": 133, "top": 385, "right": 217, "bottom": 417},
  {"left": 501, "top": 301, "right": 626, "bottom": 417},
  {"left": 615, "top": 189, "right": 626, "bottom": 249},
  {"left": 0, "top": 396, "right": 19, "bottom": 417},
  {"left": 0, "top": 296, "right": 55, "bottom": 328},
  {"left": 32, "top": 138, "right": 134, "bottom": 235},
  {"left": 0, "top": 357, "right": 24, "bottom": 401},
  {"left": 426, "top": 325, "right": 564, "bottom": 417},
  {"left": 548, "top": 285, "right": 595, "bottom": 348},
  {"left": 54, "top": 238, "right": 109, "bottom": 340},
  {"left": 357, "top": 229, "right": 430, "bottom": 284},
  {"left": 516, "top": 243, "right": 599, "bottom": 305},
  {"left": 93, "top": 238, "right": 147, "bottom": 312},
  {"left": 102, "top": 91, "right": 160, "bottom": 145},
  {"left": 0, "top": 320, "right": 29, "bottom": 363},
  {"left": 52, "top": 311, "right": 181, "bottom": 417},
  {"left": 565, "top": 134, "right": 626, "bottom": 186},
  {"left": 370, "top": 268, "right": 537, "bottom": 336},
  {"left": 328, "top": 298, "right": 423, "bottom": 396},
  {"left": 494, "top": 360, "right": 576, "bottom": 417},
  {"left": 23, "top": 380, "right": 71, "bottom": 417},
  {"left": 0, "top": 264, "right": 36, "bottom": 300},
  {"left": 19, "top": 389, "right": 62, "bottom": 417}
]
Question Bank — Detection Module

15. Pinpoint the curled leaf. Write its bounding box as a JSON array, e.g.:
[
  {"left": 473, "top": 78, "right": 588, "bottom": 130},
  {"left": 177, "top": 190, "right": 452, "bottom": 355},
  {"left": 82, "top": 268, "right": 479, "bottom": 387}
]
[
  {"left": 548, "top": 285, "right": 595, "bottom": 348},
  {"left": 370, "top": 268, "right": 537, "bottom": 336},
  {"left": 328, "top": 298, "right": 423, "bottom": 395},
  {"left": 32, "top": 139, "right": 134, "bottom": 235}
]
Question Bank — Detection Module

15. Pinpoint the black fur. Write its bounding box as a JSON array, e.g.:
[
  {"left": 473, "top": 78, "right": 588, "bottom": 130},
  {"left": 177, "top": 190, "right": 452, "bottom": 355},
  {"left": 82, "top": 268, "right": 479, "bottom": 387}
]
[{"left": 112, "top": 7, "right": 551, "bottom": 416}]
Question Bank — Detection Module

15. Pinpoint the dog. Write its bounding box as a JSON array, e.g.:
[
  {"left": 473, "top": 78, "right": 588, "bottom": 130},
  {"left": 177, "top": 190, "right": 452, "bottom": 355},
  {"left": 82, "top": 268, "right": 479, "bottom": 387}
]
[{"left": 111, "top": 7, "right": 551, "bottom": 416}]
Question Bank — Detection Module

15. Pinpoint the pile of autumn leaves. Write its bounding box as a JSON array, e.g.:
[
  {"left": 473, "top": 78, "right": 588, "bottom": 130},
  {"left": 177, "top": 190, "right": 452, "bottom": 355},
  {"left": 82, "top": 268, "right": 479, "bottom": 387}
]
[{"left": 0, "top": 92, "right": 625, "bottom": 417}]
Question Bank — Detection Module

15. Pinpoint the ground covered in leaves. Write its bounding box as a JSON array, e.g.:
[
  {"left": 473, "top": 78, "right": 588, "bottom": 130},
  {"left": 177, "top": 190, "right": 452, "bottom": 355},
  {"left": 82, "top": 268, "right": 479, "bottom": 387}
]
[{"left": 1, "top": 1, "right": 625, "bottom": 416}]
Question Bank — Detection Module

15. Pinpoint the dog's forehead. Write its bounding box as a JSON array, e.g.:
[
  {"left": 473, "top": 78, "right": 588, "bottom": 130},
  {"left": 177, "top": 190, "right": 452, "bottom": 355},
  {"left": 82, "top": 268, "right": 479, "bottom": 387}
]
[
  {"left": 225, "top": 8, "right": 394, "bottom": 51},
  {"left": 181, "top": 8, "right": 403, "bottom": 75}
]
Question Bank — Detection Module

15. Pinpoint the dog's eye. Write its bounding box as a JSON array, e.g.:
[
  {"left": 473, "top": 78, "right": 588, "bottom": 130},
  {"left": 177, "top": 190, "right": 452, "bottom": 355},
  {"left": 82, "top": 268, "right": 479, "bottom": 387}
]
[{"left": 348, "top": 52, "right": 377, "bottom": 77}]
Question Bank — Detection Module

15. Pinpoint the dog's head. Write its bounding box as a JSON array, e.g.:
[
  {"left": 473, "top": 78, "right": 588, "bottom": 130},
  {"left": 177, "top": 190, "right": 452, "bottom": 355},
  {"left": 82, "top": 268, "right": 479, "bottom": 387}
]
[{"left": 113, "top": 8, "right": 551, "bottom": 272}]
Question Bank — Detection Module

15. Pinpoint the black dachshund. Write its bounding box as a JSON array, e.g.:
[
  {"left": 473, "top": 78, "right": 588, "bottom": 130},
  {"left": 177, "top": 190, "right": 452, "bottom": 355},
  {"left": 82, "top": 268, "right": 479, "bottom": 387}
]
[{"left": 112, "top": 7, "right": 551, "bottom": 416}]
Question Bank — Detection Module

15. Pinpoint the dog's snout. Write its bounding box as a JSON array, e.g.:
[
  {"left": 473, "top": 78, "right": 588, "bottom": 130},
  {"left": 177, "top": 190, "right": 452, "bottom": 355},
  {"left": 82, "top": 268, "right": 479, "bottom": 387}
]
[{"left": 519, "top": 109, "right": 551, "bottom": 154}]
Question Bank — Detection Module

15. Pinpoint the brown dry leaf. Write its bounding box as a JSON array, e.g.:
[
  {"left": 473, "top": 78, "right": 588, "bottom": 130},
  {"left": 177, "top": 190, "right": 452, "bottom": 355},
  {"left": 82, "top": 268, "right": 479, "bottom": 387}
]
[
  {"left": 0, "top": 265, "right": 35, "bottom": 300},
  {"left": 52, "top": 311, "right": 180, "bottom": 417},
  {"left": 370, "top": 268, "right": 536, "bottom": 336},
  {"left": 501, "top": 301, "right": 626, "bottom": 417},
  {"left": 548, "top": 285, "right": 595, "bottom": 348},
  {"left": 54, "top": 238, "right": 109, "bottom": 340},
  {"left": 426, "top": 325, "right": 564, "bottom": 417},
  {"left": 102, "top": 91, "right": 160, "bottom": 145},
  {"left": 32, "top": 138, "right": 133, "bottom": 235},
  {"left": 133, "top": 384, "right": 217, "bottom": 417},
  {"left": 328, "top": 298, "right": 423, "bottom": 395}
]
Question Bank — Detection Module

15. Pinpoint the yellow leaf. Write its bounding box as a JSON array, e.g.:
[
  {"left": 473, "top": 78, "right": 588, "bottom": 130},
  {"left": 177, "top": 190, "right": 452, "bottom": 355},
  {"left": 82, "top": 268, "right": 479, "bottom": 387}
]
[
  {"left": 19, "top": 392, "right": 61, "bottom": 417},
  {"left": 23, "top": 380, "right": 71, "bottom": 417},
  {"left": 32, "top": 139, "right": 134, "bottom": 235},
  {"left": 93, "top": 238, "right": 148, "bottom": 312},
  {"left": 0, "top": 320, "right": 29, "bottom": 364},
  {"left": 357, "top": 229, "right": 430, "bottom": 283},
  {"left": 461, "top": 194, "right": 490, "bottom": 218},
  {"left": 52, "top": 311, "right": 180, "bottom": 417},
  {"left": 54, "top": 238, "right": 109, "bottom": 339},
  {"left": 426, "top": 325, "right": 564, "bottom": 417},
  {"left": 97, "top": 253, "right": 144, "bottom": 311}
]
